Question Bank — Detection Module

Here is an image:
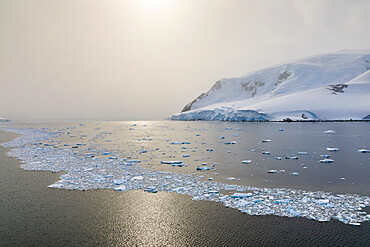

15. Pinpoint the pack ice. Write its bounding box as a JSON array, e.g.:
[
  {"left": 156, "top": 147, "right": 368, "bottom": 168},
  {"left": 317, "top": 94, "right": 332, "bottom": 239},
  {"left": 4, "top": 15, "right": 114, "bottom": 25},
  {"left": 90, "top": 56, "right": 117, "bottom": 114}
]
[{"left": 1, "top": 127, "right": 370, "bottom": 226}]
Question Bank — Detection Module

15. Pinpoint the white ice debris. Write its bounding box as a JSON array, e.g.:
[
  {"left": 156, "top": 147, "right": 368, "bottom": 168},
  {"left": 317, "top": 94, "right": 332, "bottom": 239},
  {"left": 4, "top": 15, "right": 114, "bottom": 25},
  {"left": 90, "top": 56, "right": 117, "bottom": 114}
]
[
  {"left": 161, "top": 161, "right": 183, "bottom": 164},
  {"left": 267, "top": 170, "right": 278, "bottom": 173},
  {"left": 324, "top": 130, "right": 336, "bottom": 134},
  {"left": 2, "top": 127, "right": 370, "bottom": 226},
  {"left": 320, "top": 159, "right": 335, "bottom": 163},
  {"left": 241, "top": 160, "right": 252, "bottom": 164}
]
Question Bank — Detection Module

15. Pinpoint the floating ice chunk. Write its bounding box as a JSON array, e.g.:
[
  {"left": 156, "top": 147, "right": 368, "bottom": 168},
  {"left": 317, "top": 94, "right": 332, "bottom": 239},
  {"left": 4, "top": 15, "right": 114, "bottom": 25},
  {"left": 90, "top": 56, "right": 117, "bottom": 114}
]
[
  {"left": 114, "top": 185, "right": 127, "bottom": 191},
  {"left": 285, "top": 156, "right": 298, "bottom": 160},
  {"left": 161, "top": 160, "right": 183, "bottom": 164},
  {"left": 297, "top": 152, "right": 308, "bottom": 155},
  {"left": 262, "top": 139, "right": 271, "bottom": 142},
  {"left": 324, "top": 130, "right": 336, "bottom": 134},
  {"left": 290, "top": 172, "right": 299, "bottom": 176},
  {"left": 171, "top": 141, "right": 191, "bottom": 145},
  {"left": 241, "top": 160, "right": 252, "bottom": 164},
  {"left": 327, "top": 147, "right": 340, "bottom": 152},
  {"left": 113, "top": 179, "right": 125, "bottom": 185},
  {"left": 267, "top": 170, "right": 278, "bottom": 173},
  {"left": 48, "top": 183, "right": 64, "bottom": 189},
  {"left": 274, "top": 157, "right": 282, "bottom": 160},
  {"left": 275, "top": 199, "right": 291, "bottom": 204},
  {"left": 231, "top": 193, "right": 253, "bottom": 199},
  {"left": 320, "top": 159, "right": 335, "bottom": 163},
  {"left": 358, "top": 149, "right": 369, "bottom": 153},
  {"left": 130, "top": 176, "right": 144, "bottom": 181},
  {"left": 196, "top": 166, "right": 210, "bottom": 171},
  {"left": 144, "top": 187, "right": 158, "bottom": 193},
  {"left": 127, "top": 160, "right": 141, "bottom": 163},
  {"left": 171, "top": 163, "right": 184, "bottom": 167}
]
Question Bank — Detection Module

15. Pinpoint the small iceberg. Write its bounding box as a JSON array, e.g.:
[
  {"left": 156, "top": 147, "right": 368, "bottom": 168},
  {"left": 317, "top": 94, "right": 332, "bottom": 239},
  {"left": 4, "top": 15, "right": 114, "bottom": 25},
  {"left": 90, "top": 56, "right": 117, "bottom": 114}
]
[
  {"left": 241, "top": 160, "right": 252, "bottom": 164},
  {"left": 230, "top": 193, "right": 253, "bottom": 199},
  {"left": 114, "top": 185, "right": 127, "bottom": 191},
  {"left": 285, "top": 156, "right": 298, "bottom": 160},
  {"left": 297, "top": 152, "right": 308, "bottom": 155},
  {"left": 144, "top": 187, "right": 158, "bottom": 193},
  {"left": 161, "top": 161, "right": 183, "bottom": 164},
  {"left": 267, "top": 170, "right": 278, "bottom": 173},
  {"left": 320, "top": 159, "right": 335, "bottom": 163},
  {"left": 196, "top": 166, "right": 210, "bottom": 171},
  {"left": 324, "top": 130, "right": 336, "bottom": 134}
]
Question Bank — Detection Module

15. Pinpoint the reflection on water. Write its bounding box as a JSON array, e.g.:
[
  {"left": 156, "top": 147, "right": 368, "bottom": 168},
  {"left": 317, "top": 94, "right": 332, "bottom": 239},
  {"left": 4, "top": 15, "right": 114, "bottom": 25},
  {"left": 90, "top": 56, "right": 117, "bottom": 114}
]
[
  {"left": 22, "top": 120, "right": 370, "bottom": 195},
  {"left": 0, "top": 129, "right": 369, "bottom": 246}
]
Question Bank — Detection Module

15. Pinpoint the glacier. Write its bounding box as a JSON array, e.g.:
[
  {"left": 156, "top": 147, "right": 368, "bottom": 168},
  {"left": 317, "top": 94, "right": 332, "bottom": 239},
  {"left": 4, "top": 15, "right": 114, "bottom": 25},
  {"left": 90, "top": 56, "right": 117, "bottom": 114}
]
[{"left": 171, "top": 50, "right": 370, "bottom": 121}]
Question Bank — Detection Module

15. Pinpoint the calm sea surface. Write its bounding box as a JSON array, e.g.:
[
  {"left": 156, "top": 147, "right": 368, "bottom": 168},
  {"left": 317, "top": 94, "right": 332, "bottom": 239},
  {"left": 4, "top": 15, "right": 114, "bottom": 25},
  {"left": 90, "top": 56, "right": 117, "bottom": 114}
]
[{"left": 0, "top": 121, "right": 369, "bottom": 246}]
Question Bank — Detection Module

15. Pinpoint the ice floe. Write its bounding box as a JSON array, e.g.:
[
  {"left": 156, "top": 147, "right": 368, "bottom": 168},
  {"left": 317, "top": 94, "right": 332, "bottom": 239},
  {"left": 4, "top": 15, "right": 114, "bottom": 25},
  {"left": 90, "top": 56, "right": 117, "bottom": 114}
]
[{"left": 1, "top": 127, "right": 370, "bottom": 226}]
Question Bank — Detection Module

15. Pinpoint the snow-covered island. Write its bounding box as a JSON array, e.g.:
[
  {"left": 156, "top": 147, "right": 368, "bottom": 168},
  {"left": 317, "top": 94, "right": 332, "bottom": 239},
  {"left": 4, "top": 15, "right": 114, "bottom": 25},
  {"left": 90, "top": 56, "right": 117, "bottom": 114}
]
[
  {"left": 171, "top": 50, "right": 370, "bottom": 121},
  {"left": 0, "top": 117, "right": 10, "bottom": 122}
]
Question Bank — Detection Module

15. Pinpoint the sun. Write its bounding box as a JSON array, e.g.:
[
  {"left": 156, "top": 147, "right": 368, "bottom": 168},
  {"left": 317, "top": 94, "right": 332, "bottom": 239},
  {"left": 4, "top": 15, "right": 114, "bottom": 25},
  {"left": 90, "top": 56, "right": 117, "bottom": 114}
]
[{"left": 140, "top": 0, "right": 168, "bottom": 7}]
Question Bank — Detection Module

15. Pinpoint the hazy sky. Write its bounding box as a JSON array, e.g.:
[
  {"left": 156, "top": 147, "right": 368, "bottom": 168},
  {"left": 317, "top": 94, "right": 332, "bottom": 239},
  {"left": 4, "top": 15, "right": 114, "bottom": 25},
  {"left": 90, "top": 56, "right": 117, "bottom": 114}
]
[{"left": 1, "top": 0, "right": 370, "bottom": 120}]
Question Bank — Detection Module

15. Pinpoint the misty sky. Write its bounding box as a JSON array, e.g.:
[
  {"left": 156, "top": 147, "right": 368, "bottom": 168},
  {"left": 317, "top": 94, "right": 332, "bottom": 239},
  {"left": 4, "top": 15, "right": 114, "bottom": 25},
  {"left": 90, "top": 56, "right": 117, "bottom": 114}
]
[{"left": 1, "top": 0, "right": 370, "bottom": 120}]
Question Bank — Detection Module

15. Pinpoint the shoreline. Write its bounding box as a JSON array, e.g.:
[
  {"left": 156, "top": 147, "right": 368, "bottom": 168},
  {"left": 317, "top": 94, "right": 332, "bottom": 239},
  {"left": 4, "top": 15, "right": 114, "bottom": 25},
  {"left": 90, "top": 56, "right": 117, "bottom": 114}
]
[{"left": 170, "top": 119, "right": 370, "bottom": 123}]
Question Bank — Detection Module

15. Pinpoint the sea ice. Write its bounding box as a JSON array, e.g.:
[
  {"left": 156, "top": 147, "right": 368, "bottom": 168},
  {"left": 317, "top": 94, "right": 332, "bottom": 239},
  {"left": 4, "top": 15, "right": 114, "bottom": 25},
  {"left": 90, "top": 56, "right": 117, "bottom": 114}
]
[
  {"left": 241, "top": 160, "right": 252, "bottom": 164},
  {"left": 2, "top": 127, "right": 370, "bottom": 226}
]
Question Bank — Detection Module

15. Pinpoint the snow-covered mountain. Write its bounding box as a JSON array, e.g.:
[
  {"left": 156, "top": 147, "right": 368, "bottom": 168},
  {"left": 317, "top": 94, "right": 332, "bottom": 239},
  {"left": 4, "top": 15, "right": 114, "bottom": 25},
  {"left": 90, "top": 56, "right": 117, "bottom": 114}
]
[{"left": 171, "top": 50, "right": 370, "bottom": 121}]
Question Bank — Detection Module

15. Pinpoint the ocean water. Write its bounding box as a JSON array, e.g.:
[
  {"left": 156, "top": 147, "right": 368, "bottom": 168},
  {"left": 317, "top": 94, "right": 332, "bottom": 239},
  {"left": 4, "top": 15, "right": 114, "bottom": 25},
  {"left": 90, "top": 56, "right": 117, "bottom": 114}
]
[{"left": 0, "top": 121, "right": 369, "bottom": 246}]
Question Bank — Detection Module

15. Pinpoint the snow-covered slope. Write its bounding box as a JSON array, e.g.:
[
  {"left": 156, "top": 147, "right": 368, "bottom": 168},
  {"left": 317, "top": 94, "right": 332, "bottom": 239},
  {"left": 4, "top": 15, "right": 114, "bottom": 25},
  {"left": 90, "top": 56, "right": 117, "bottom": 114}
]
[{"left": 172, "top": 50, "right": 370, "bottom": 121}]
